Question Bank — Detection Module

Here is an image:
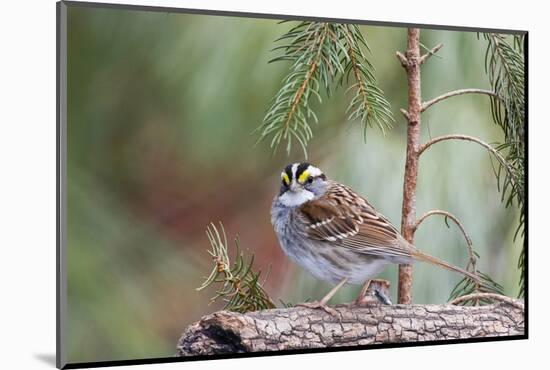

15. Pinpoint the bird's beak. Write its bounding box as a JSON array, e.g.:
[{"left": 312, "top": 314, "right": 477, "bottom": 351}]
[{"left": 289, "top": 181, "right": 300, "bottom": 192}]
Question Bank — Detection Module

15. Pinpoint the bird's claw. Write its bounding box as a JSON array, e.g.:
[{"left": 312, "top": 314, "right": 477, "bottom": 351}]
[{"left": 354, "top": 288, "right": 392, "bottom": 306}]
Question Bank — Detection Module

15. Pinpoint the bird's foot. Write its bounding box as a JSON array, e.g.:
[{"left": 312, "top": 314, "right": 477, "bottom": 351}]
[{"left": 353, "top": 289, "right": 392, "bottom": 306}]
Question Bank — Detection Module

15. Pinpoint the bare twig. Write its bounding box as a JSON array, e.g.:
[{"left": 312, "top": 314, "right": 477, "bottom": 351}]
[
  {"left": 419, "top": 134, "right": 496, "bottom": 156},
  {"left": 419, "top": 134, "right": 518, "bottom": 196},
  {"left": 414, "top": 209, "right": 475, "bottom": 269},
  {"left": 449, "top": 293, "right": 524, "bottom": 310},
  {"left": 396, "top": 51, "right": 408, "bottom": 67},
  {"left": 400, "top": 108, "right": 410, "bottom": 120},
  {"left": 420, "top": 43, "right": 443, "bottom": 64},
  {"left": 421, "top": 88, "right": 498, "bottom": 112},
  {"left": 419, "top": 134, "right": 503, "bottom": 163}
]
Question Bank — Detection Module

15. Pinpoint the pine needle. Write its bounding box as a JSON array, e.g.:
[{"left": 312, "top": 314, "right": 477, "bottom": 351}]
[
  {"left": 481, "top": 33, "right": 525, "bottom": 297},
  {"left": 257, "top": 22, "right": 394, "bottom": 157}
]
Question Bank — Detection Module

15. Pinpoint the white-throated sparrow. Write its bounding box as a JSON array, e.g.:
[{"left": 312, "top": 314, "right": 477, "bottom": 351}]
[{"left": 271, "top": 162, "right": 479, "bottom": 307}]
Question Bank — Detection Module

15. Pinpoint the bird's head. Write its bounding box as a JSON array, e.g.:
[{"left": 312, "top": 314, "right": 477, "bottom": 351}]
[{"left": 278, "top": 162, "right": 328, "bottom": 207}]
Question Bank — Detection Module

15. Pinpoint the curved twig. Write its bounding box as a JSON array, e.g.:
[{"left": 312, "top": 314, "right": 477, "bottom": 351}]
[
  {"left": 414, "top": 209, "right": 476, "bottom": 270},
  {"left": 449, "top": 293, "right": 524, "bottom": 310},
  {"left": 421, "top": 89, "right": 498, "bottom": 112},
  {"left": 419, "top": 134, "right": 518, "bottom": 203},
  {"left": 419, "top": 136, "right": 523, "bottom": 213},
  {"left": 418, "top": 135, "right": 520, "bottom": 303}
]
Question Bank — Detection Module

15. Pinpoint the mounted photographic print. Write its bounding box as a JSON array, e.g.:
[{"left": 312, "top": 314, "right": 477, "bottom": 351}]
[{"left": 57, "top": 1, "right": 528, "bottom": 368}]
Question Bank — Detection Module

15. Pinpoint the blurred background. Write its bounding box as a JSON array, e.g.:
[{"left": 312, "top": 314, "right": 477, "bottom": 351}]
[{"left": 66, "top": 5, "right": 522, "bottom": 364}]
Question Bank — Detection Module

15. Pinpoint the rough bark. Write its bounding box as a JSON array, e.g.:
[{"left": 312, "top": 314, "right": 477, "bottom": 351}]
[
  {"left": 398, "top": 28, "right": 422, "bottom": 304},
  {"left": 176, "top": 300, "right": 524, "bottom": 356}
]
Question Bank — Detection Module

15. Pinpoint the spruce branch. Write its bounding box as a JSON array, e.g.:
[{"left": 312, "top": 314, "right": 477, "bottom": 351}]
[
  {"left": 484, "top": 33, "right": 525, "bottom": 145},
  {"left": 341, "top": 24, "right": 394, "bottom": 139},
  {"left": 449, "top": 270, "right": 505, "bottom": 306},
  {"left": 197, "top": 222, "right": 276, "bottom": 313},
  {"left": 481, "top": 33, "right": 525, "bottom": 297},
  {"left": 257, "top": 22, "right": 344, "bottom": 156},
  {"left": 257, "top": 22, "right": 393, "bottom": 156}
]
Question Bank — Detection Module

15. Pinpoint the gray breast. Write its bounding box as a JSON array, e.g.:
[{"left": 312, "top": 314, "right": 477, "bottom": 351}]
[
  {"left": 271, "top": 199, "right": 310, "bottom": 258},
  {"left": 271, "top": 197, "right": 391, "bottom": 285}
]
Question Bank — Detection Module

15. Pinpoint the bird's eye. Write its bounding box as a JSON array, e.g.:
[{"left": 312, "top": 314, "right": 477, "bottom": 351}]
[{"left": 307, "top": 176, "right": 314, "bottom": 184}]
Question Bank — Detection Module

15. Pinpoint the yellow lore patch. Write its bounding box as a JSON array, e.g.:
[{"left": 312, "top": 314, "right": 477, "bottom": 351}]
[
  {"left": 298, "top": 170, "right": 310, "bottom": 184},
  {"left": 281, "top": 172, "right": 290, "bottom": 185}
]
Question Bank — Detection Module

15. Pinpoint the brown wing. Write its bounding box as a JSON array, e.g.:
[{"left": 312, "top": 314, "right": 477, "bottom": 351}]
[{"left": 299, "top": 182, "right": 413, "bottom": 260}]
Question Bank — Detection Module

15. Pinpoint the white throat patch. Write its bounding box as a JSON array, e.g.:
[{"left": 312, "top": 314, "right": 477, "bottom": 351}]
[{"left": 279, "top": 189, "right": 314, "bottom": 207}]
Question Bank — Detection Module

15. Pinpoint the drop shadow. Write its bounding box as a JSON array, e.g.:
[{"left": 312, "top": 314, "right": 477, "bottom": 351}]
[{"left": 34, "top": 353, "right": 56, "bottom": 367}]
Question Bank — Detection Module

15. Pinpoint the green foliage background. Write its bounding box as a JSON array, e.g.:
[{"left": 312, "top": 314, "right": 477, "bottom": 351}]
[{"left": 66, "top": 6, "right": 521, "bottom": 363}]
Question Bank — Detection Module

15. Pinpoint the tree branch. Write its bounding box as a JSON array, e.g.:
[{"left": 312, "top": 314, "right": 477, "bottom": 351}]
[
  {"left": 396, "top": 51, "right": 407, "bottom": 67},
  {"left": 419, "top": 134, "right": 502, "bottom": 159},
  {"left": 421, "top": 89, "right": 498, "bottom": 112},
  {"left": 398, "top": 28, "right": 422, "bottom": 304},
  {"left": 420, "top": 43, "right": 443, "bottom": 64},
  {"left": 176, "top": 301, "right": 524, "bottom": 356}
]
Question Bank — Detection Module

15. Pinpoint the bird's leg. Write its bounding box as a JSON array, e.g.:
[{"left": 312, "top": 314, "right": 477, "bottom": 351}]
[
  {"left": 320, "top": 277, "right": 349, "bottom": 304},
  {"left": 296, "top": 278, "right": 348, "bottom": 316},
  {"left": 355, "top": 279, "right": 372, "bottom": 305}
]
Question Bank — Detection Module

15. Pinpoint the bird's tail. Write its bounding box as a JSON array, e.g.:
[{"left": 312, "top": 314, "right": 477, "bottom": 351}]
[{"left": 411, "top": 249, "right": 480, "bottom": 284}]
